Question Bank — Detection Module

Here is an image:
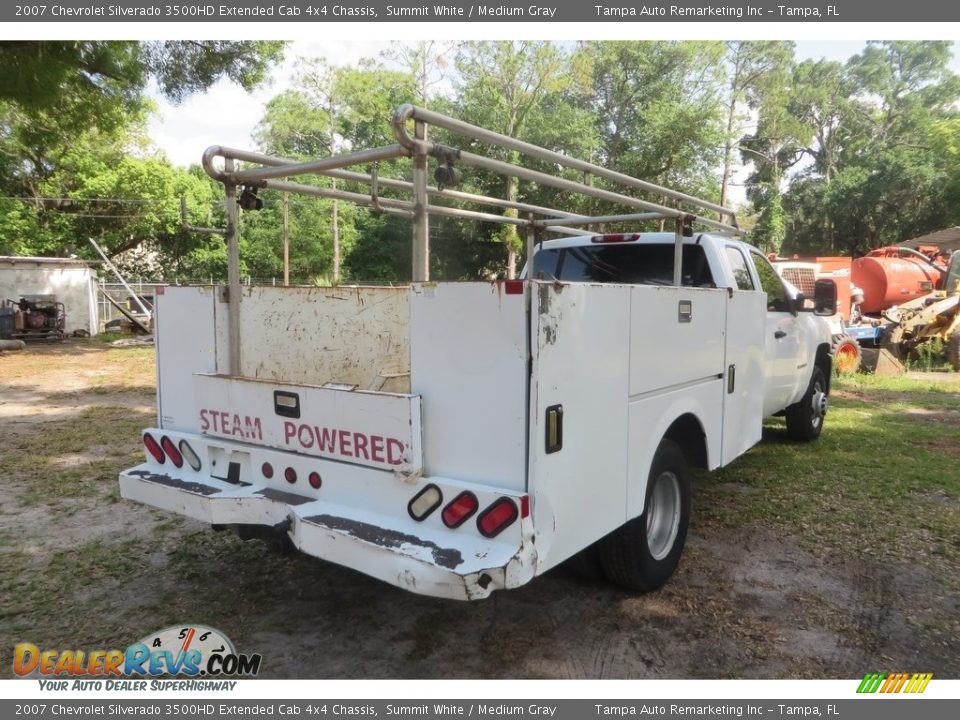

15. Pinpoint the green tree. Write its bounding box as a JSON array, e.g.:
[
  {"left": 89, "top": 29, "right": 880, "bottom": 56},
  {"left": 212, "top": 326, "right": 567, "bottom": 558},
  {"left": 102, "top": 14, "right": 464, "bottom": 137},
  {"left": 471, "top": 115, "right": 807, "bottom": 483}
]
[
  {"left": 582, "top": 41, "right": 727, "bottom": 212},
  {"left": 739, "top": 55, "right": 808, "bottom": 255},
  {"left": 0, "top": 41, "right": 285, "bottom": 112},
  {"left": 719, "top": 42, "right": 795, "bottom": 211},
  {"left": 0, "top": 40, "right": 286, "bottom": 267},
  {"left": 252, "top": 58, "right": 415, "bottom": 282},
  {"left": 454, "top": 41, "right": 589, "bottom": 277},
  {"left": 783, "top": 41, "right": 959, "bottom": 255}
]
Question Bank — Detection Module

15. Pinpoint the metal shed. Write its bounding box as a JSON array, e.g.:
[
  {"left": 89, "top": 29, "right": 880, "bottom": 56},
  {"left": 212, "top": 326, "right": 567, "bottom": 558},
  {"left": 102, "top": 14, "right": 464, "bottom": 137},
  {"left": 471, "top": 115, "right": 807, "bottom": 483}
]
[{"left": 0, "top": 256, "right": 99, "bottom": 336}]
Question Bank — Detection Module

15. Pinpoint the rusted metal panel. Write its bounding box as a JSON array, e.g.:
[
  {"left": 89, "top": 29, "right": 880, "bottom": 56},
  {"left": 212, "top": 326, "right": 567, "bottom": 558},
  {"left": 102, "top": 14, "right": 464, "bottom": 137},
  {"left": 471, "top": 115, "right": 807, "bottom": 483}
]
[
  {"left": 126, "top": 469, "right": 221, "bottom": 496},
  {"left": 303, "top": 514, "right": 464, "bottom": 569},
  {"left": 214, "top": 285, "right": 410, "bottom": 393}
]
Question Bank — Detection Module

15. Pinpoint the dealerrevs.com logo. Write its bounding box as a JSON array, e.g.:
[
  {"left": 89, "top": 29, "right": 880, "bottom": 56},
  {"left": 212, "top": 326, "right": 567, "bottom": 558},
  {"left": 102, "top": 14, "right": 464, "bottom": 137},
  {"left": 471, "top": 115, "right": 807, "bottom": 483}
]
[{"left": 14, "top": 625, "right": 261, "bottom": 689}]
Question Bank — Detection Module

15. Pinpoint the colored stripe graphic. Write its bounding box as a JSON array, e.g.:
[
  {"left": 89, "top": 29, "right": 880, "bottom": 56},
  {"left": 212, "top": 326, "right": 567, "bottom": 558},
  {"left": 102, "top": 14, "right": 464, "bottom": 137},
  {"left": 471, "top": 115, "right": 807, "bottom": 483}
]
[
  {"left": 857, "top": 672, "right": 932, "bottom": 693},
  {"left": 857, "top": 673, "right": 885, "bottom": 693}
]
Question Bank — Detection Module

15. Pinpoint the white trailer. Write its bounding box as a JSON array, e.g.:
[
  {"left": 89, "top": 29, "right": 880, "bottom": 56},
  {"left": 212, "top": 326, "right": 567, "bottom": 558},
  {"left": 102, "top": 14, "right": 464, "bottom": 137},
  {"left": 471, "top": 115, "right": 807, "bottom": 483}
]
[{"left": 120, "top": 106, "right": 837, "bottom": 600}]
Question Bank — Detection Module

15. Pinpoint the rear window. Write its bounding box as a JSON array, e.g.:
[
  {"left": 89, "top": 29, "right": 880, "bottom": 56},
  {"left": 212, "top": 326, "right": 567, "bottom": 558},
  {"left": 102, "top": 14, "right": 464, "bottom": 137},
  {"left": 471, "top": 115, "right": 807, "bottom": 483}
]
[{"left": 530, "top": 243, "right": 715, "bottom": 287}]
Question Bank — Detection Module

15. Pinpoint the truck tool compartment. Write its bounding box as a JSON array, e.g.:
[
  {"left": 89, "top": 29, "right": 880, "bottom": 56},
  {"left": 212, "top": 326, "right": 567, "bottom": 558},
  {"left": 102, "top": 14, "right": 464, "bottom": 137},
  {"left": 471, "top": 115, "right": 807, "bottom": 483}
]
[{"left": 121, "top": 105, "right": 834, "bottom": 600}]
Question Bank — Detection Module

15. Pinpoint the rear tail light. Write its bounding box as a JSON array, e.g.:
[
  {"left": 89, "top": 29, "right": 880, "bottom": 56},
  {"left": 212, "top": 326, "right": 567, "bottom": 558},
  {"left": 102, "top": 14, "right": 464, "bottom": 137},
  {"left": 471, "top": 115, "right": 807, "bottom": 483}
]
[
  {"left": 179, "top": 440, "right": 202, "bottom": 471},
  {"left": 308, "top": 471, "right": 322, "bottom": 489},
  {"left": 261, "top": 462, "right": 274, "bottom": 479},
  {"left": 442, "top": 491, "right": 479, "bottom": 528},
  {"left": 284, "top": 467, "right": 297, "bottom": 484},
  {"left": 408, "top": 485, "right": 442, "bottom": 521},
  {"left": 477, "top": 498, "right": 519, "bottom": 538},
  {"left": 591, "top": 233, "right": 640, "bottom": 244},
  {"left": 143, "top": 433, "right": 165, "bottom": 464},
  {"left": 160, "top": 436, "right": 183, "bottom": 468}
]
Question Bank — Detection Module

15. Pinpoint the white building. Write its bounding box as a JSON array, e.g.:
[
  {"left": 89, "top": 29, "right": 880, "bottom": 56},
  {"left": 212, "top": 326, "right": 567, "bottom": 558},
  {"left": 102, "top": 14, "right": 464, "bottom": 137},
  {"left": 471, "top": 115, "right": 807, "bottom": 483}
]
[{"left": 0, "top": 256, "right": 99, "bottom": 335}]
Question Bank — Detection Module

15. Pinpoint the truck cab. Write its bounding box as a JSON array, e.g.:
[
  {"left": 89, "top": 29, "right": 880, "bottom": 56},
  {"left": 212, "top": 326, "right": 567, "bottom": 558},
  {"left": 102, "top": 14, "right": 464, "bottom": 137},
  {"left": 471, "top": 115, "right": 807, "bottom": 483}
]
[{"left": 529, "top": 232, "right": 834, "bottom": 426}]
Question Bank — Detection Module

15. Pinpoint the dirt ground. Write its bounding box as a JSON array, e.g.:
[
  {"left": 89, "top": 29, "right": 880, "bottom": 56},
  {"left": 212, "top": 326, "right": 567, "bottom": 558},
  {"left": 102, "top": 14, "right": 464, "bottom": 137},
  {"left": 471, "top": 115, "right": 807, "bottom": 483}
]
[{"left": 1, "top": 340, "right": 958, "bottom": 679}]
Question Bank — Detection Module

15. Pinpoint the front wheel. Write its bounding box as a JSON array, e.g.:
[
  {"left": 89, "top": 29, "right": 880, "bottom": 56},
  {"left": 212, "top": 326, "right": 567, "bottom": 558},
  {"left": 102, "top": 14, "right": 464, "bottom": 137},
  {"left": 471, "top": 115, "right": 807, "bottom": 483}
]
[
  {"left": 598, "top": 439, "right": 691, "bottom": 592},
  {"left": 785, "top": 366, "right": 828, "bottom": 441},
  {"left": 832, "top": 334, "right": 862, "bottom": 374}
]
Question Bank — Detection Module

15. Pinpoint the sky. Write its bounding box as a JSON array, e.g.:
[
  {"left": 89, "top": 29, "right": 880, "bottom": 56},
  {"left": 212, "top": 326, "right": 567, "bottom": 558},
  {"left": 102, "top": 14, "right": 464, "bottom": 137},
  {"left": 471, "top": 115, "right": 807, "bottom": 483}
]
[{"left": 146, "top": 40, "right": 960, "bottom": 182}]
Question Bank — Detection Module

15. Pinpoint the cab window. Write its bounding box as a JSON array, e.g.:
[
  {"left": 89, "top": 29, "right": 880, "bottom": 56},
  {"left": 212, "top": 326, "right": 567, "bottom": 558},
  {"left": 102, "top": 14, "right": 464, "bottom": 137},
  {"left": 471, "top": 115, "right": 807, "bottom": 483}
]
[
  {"left": 725, "top": 247, "right": 755, "bottom": 291},
  {"left": 750, "top": 252, "right": 792, "bottom": 313},
  {"left": 530, "top": 243, "right": 715, "bottom": 287}
]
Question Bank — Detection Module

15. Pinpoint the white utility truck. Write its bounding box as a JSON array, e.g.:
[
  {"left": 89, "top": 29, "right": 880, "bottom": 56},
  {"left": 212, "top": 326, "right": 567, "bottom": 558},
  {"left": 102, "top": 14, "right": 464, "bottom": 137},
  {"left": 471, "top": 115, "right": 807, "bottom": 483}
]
[{"left": 120, "top": 106, "right": 837, "bottom": 600}]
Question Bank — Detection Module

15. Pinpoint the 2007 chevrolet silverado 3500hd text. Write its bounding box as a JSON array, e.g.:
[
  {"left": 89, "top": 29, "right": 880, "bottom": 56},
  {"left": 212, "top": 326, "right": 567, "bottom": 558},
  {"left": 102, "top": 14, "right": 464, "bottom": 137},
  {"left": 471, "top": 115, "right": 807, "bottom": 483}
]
[{"left": 120, "top": 106, "right": 837, "bottom": 600}]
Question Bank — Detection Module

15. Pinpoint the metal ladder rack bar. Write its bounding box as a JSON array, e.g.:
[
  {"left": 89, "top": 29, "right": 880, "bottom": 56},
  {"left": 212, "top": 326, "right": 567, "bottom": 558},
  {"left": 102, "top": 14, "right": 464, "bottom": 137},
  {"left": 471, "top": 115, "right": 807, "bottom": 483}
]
[
  {"left": 391, "top": 103, "right": 738, "bottom": 227},
  {"left": 201, "top": 104, "right": 743, "bottom": 374}
]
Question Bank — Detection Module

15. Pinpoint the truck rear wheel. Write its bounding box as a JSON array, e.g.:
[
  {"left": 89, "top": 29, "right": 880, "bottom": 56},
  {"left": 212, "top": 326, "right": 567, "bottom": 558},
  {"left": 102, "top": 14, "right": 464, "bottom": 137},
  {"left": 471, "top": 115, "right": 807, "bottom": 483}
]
[
  {"left": 785, "top": 366, "right": 827, "bottom": 441},
  {"left": 598, "top": 439, "right": 691, "bottom": 592}
]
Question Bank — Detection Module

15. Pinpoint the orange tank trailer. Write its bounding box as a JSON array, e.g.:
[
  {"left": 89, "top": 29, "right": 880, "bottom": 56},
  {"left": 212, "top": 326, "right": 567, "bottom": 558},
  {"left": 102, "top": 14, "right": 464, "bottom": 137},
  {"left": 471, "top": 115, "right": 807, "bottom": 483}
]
[{"left": 852, "top": 251, "right": 942, "bottom": 314}]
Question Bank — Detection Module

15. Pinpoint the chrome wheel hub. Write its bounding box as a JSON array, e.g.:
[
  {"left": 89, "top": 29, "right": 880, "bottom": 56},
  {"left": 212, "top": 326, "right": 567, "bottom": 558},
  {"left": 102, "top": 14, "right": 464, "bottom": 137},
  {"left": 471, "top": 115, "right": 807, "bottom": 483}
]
[{"left": 646, "top": 471, "right": 681, "bottom": 561}]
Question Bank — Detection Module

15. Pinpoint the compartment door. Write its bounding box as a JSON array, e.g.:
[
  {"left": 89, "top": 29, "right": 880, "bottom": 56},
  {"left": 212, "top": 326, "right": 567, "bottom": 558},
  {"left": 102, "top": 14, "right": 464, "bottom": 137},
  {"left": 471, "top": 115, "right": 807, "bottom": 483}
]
[{"left": 529, "top": 282, "right": 632, "bottom": 568}]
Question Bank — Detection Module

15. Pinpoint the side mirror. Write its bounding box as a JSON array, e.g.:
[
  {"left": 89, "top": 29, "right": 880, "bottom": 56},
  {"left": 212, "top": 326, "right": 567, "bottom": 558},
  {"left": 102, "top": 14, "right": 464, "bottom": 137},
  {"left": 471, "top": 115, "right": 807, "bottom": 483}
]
[
  {"left": 792, "top": 292, "right": 814, "bottom": 313},
  {"left": 813, "top": 279, "right": 838, "bottom": 316}
]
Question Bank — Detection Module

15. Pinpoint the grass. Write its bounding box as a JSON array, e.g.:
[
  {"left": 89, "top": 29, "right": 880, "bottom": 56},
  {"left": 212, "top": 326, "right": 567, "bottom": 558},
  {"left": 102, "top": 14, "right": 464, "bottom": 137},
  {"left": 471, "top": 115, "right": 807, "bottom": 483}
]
[
  {"left": 0, "top": 406, "right": 151, "bottom": 507},
  {"left": 698, "top": 372, "right": 960, "bottom": 587}
]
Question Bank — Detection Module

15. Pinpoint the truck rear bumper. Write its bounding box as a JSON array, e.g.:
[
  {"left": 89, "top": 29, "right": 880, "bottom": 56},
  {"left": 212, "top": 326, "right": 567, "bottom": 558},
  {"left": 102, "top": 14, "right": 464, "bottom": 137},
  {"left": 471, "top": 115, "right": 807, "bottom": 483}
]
[{"left": 120, "top": 457, "right": 535, "bottom": 601}]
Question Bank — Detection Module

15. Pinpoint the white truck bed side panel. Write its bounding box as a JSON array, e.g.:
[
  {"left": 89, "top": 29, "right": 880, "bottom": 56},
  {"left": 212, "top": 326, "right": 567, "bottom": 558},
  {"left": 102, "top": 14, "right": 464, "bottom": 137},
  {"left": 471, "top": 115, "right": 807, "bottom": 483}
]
[
  {"left": 410, "top": 282, "right": 527, "bottom": 491},
  {"left": 628, "top": 286, "right": 726, "bottom": 397},
  {"left": 156, "top": 286, "right": 217, "bottom": 431},
  {"left": 530, "top": 282, "right": 631, "bottom": 569},
  {"left": 721, "top": 291, "right": 767, "bottom": 465},
  {"left": 214, "top": 286, "right": 410, "bottom": 392},
  {"left": 626, "top": 381, "right": 724, "bottom": 517},
  {"left": 193, "top": 374, "right": 423, "bottom": 474},
  {"left": 625, "top": 286, "right": 726, "bottom": 517}
]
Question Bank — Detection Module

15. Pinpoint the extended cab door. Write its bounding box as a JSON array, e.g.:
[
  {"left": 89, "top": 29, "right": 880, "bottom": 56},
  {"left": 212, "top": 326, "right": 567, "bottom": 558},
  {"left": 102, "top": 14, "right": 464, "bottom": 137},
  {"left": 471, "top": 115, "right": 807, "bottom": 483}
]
[
  {"left": 721, "top": 247, "right": 766, "bottom": 465},
  {"left": 749, "top": 250, "right": 806, "bottom": 417}
]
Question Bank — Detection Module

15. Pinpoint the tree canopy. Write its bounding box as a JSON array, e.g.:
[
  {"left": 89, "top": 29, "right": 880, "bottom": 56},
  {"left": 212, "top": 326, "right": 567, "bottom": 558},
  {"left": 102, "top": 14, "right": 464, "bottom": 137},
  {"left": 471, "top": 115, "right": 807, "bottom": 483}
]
[
  {"left": 0, "top": 40, "right": 286, "bottom": 273},
  {"left": 2, "top": 40, "right": 958, "bottom": 282}
]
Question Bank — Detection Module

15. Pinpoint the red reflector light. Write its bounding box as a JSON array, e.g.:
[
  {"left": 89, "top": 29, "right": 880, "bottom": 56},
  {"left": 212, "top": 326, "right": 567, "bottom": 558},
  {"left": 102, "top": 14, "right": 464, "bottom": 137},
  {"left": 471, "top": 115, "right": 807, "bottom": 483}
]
[
  {"left": 284, "top": 467, "right": 297, "bottom": 484},
  {"left": 261, "top": 462, "right": 274, "bottom": 479},
  {"left": 308, "top": 471, "right": 322, "bottom": 489},
  {"left": 143, "top": 433, "right": 165, "bottom": 464},
  {"left": 504, "top": 280, "right": 523, "bottom": 295},
  {"left": 442, "top": 491, "right": 479, "bottom": 528},
  {"left": 520, "top": 495, "right": 530, "bottom": 519},
  {"left": 477, "top": 498, "right": 519, "bottom": 538},
  {"left": 591, "top": 233, "right": 640, "bottom": 244},
  {"left": 160, "top": 436, "right": 183, "bottom": 468}
]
